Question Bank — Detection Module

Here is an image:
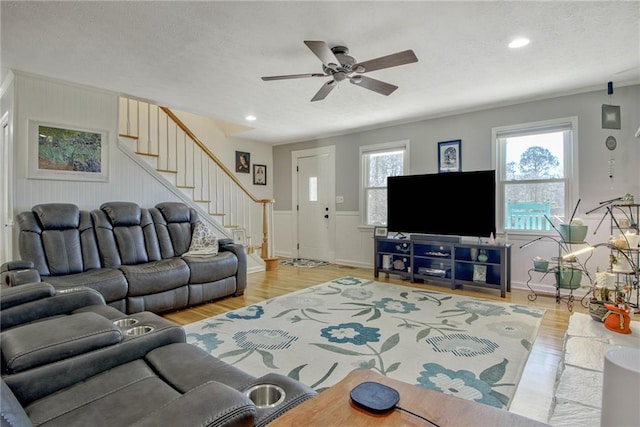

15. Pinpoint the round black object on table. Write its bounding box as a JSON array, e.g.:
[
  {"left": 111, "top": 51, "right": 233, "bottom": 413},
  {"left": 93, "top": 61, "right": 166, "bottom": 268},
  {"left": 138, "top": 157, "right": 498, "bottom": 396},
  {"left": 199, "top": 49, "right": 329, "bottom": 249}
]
[{"left": 350, "top": 381, "right": 400, "bottom": 413}]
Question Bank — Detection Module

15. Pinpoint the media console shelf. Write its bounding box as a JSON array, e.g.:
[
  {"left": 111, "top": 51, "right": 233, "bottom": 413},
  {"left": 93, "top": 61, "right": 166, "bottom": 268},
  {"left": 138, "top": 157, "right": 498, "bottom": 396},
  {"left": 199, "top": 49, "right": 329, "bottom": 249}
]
[{"left": 374, "top": 235, "right": 512, "bottom": 297}]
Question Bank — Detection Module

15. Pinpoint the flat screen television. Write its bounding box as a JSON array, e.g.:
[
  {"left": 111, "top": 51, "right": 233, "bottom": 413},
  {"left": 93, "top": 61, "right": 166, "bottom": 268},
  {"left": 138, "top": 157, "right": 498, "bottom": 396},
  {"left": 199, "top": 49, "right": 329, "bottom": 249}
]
[{"left": 387, "top": 170, "right": 496, "bottom": 238}]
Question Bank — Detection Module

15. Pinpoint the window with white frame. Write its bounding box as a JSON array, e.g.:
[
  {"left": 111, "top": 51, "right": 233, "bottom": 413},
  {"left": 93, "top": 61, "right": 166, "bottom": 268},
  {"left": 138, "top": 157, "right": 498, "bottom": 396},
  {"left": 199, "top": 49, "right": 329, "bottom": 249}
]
[
  {"left": 492, "top": 117, "right": 578, "bottom": 233},
  {"left": 360, "top": 141, "right": 409, "bottom": 226}
]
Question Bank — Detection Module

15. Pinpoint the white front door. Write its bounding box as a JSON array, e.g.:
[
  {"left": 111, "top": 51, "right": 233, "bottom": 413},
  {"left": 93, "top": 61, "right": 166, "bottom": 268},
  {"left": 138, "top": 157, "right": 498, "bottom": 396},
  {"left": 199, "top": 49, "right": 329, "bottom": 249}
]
[{"left": 293, "top": 146, "right": 335, "bottom": 262}]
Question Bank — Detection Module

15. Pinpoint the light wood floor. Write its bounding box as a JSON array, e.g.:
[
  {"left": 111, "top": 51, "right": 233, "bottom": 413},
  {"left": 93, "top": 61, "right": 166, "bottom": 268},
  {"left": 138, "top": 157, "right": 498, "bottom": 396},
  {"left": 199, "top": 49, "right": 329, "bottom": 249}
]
[{"left": 163, "top": 263, "right": 603, "bottom": 421}]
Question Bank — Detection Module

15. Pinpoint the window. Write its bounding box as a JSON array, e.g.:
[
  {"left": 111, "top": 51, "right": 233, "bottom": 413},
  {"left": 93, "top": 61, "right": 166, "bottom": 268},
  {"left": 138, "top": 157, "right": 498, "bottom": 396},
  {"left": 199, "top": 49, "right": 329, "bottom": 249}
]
[
  {"left": 308, "top": 177, "right": 317, "bottom": 201},
  {"left": 360, "top": 141, "right": 409, "bottom": 226},
  {"left": 492, "top": 117, "right": 578, "bottom": 233}
]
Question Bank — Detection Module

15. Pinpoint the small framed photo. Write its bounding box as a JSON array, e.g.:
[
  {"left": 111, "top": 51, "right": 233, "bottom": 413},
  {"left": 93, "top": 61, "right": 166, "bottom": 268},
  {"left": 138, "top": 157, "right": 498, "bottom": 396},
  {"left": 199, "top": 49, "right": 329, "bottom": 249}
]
[
  {"left": 602, "top": 104, "right": 621, "bottom": 129},
  {"left": 374, "top": 226, "right": 388, "bottom": 238},
  {"left": 253, "top": 164, "right": 266, "bottom": 185},
  {"left": 473, "top": 265, "right": 487, "bottom": 283},
  {"left": 235, "top": 151, "right": 250, "bottom": 173},
  {"left": 232, "top": 228, "right": 247, "bottom": 245},
  {"left": 438, "top": 139, "right": 461, "bottom": 173}
]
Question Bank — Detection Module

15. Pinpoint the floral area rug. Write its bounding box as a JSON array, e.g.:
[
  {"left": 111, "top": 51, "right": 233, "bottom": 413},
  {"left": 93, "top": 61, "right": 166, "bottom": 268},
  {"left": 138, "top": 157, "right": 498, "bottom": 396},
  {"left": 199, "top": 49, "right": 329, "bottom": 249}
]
[
  {"left": 184, "top": 276, "right": 545, "bottom": 410},
  {"left": 279, "top": 258, "right": 329, "bottom": 268}
]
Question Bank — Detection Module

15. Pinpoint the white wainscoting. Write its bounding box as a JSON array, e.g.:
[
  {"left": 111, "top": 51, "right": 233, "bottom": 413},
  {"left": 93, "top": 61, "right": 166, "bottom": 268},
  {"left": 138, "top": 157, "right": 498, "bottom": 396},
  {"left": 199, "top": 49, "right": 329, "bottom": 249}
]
[
  {"left": 275, "top": 208, "right": 616, "bottom": 300},
  {"left": 274, "top": 210, "right": 373, "bottom": 267}
]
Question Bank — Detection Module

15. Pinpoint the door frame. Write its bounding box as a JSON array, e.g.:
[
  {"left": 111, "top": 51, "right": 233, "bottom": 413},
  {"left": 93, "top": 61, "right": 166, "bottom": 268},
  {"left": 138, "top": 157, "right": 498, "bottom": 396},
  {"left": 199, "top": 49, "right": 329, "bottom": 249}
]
[
  {"left": 1, "top": 111, "right": 14, "bottom": 263},
  {"left": 291, "top": 146, "right": 336, "bottom": 262}
]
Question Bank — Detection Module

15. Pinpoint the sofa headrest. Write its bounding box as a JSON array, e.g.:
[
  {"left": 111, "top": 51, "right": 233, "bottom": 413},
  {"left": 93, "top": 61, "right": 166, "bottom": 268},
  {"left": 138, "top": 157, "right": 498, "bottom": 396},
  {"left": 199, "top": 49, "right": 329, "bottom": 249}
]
[
  {"left": 156, "top": 202, "right": 194, "bottom": 224},
  {"left": 100, "top": 202, "right": 142, "bottom": 226},
  {"left": 32, "top": 204, "right": 80, "bottom": 230}
]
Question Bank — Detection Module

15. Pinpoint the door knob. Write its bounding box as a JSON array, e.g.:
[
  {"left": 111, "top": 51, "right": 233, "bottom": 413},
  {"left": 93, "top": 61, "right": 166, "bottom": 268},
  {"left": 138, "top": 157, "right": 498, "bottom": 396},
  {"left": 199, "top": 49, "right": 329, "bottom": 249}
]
[{"left": 324, "top": 214, "right": 329, "bottom": 219}]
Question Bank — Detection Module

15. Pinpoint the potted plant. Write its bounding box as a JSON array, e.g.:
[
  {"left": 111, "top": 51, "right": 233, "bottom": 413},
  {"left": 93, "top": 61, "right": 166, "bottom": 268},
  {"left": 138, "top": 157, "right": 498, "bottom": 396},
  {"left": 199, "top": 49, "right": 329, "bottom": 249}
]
[{"left": 555, "top": 265, "right": 582, "bottom": 289}]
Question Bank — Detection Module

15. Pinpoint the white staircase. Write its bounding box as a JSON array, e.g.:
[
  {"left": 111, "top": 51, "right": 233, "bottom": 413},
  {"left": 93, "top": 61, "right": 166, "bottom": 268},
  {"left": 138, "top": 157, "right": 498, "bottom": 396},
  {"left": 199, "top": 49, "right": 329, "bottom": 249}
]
[{"left": 117, "top": 96, "right": 273, "bottom": 271}]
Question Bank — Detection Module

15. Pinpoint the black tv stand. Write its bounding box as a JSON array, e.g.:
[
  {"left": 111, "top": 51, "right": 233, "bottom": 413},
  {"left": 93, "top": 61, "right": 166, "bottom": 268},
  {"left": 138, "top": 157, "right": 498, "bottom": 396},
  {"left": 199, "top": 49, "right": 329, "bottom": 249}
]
[{"left": 374, "top": 234, "right": 512, "bottom": 297}]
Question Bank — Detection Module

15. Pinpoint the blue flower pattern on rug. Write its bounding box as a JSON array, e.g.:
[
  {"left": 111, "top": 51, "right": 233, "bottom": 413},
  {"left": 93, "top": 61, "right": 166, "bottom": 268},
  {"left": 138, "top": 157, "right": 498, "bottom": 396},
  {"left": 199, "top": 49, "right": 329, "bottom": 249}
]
[
  {"left": 320, "top": 323, "right": 381, "bottom": 345},
  {"left": 417, "top": 362, "right": 507, "bottom": 407},
  {"left": 185, "top": 276, "right": 545, "bottom": 409}
]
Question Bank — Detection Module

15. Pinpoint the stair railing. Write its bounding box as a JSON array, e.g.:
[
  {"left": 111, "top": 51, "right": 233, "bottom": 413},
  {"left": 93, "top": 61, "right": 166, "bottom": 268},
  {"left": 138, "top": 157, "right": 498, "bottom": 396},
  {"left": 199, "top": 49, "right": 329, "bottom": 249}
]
[{"left": 118, "top": 96, "right": 273, "bottom": 259}]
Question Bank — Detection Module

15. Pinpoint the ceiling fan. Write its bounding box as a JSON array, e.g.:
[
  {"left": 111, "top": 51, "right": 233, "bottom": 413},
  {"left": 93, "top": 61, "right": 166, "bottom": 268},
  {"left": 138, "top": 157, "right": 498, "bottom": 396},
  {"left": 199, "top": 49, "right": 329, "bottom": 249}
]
[{"left": 261, "top": 40, "right": 418, "bottom": 102}]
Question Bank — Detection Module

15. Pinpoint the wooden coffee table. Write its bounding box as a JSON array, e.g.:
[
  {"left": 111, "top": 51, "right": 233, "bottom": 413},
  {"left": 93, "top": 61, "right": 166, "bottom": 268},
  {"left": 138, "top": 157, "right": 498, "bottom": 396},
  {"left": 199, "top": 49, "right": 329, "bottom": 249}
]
[{"left": 270, "top": 369, "right": 548, "bottom": 426}]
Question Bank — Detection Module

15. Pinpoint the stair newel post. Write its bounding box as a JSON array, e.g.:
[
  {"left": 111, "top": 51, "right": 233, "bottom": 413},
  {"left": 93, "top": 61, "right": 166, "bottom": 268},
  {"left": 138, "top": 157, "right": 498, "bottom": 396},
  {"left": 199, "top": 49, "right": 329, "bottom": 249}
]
[{"left": 261, "top": 199, "right": 279, "bottom": 270}]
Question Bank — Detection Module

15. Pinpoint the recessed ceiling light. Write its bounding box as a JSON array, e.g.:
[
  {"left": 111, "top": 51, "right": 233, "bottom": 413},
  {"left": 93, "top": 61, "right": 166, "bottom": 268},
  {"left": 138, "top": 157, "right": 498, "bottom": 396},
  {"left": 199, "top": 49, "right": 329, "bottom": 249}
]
[
  {"left": 508, "top": 38, "right": 530, "bottom": 49},
  {"left": 245, "top": 115, "right": 256, "bottom": 121}
]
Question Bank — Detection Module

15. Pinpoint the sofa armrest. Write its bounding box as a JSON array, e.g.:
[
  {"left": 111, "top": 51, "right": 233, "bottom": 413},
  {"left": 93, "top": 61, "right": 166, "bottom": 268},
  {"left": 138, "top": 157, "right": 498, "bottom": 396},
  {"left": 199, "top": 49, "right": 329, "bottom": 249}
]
[
  {"left": 1, "top": 379, "right": 33, "bottom": 427},
  {"left": 0, "top": 282, "right": 55, "bottom": 310},
  {"left": 1, "top": 285, "right": 108, "bottom": 331},
  {"left": 1, "top": 268, "right": 41, "bottom": 288},
  {"left": 132, "top": 381, "right": 256, "bottom": 427},
  {"left": 1, "top": 260, "right": 35, "bottom": 272},
  {"left": 247, "top": 373, "right": 318, "bottom": 427},
  {"left": 218, "top": 240, "right": 247, "bottom": 295},
  {"left": 1, "top": 312, "right": 123, "bottom": 374}
]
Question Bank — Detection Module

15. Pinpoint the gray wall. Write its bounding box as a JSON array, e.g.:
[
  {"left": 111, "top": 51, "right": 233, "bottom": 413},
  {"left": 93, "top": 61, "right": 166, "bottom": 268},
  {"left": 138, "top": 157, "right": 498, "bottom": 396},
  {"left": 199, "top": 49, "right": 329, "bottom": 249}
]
[{"left": 273, "top": 85, "right": 640, "bottom": 217}]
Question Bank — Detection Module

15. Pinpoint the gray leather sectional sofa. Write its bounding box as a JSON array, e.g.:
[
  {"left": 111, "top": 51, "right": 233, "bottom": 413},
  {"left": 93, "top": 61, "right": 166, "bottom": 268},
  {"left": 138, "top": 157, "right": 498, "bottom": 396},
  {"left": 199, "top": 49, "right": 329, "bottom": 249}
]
[
  {"left": 0, "top": 282, "right": 317, "bottom": 426},
  {"left": 1, "top": 201, "right": 246, "bottom": 314}
]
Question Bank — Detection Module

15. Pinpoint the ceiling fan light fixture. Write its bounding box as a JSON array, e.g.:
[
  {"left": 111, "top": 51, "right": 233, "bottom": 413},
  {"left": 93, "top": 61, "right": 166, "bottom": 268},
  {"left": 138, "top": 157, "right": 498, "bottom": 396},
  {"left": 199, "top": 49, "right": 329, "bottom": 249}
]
[
  {"left": 262, "top": 40, "right": 418, "bottom": 101},
  {"left": 245, "top": 115, "right": 257, "bottom": 121}
]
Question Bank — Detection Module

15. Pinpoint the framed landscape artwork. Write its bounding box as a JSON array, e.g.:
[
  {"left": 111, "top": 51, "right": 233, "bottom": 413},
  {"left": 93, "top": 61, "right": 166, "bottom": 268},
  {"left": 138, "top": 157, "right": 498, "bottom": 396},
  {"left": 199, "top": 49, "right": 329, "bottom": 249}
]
[
  {"left": 29, "top": 120, "right": 109, "bottom": 182},
  {"left": 438, "top": 139, "right": 461, "bottom": 173}
]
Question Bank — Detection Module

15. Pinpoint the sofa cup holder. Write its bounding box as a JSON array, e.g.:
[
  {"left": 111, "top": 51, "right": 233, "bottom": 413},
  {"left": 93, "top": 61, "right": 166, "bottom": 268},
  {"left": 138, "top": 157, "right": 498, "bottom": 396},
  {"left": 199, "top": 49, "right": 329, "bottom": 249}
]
[
  {"left": 125, "top": 325, "right": 155, "bottom": 336},
  {"left": 113, "top": 318, "right": 139, "bottom": 328},
  {"left": 244, "top": 384, "right": 286, "bottom": 409}
]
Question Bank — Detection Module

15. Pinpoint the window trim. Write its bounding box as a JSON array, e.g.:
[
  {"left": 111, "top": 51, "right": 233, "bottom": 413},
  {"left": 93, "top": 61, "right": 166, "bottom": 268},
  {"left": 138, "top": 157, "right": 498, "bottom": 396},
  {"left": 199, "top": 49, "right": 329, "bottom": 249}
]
[
  {"left": 491, "top": 116, "right": 579, "bottom": 235},
  {"left": 359, "top": 140, "right": 410, "bottom": 227}
]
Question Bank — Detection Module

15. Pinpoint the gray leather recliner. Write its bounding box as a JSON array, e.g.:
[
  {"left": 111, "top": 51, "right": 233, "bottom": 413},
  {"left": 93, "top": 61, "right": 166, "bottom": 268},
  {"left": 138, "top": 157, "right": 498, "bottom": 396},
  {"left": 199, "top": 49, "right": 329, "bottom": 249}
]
[
  {"left": 2, "top": 201, "right": 247, "bottom": 314},
  {"left": 0, "top": 282, "right": 317, "bottom": 427}
]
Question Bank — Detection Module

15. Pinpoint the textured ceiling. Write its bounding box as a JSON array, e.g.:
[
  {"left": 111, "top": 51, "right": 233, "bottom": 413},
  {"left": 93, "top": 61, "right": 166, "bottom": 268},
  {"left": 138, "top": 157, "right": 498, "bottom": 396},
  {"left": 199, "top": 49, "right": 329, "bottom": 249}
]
[{"left": 2, "top": 1, "right": 639, "bottom": 145}]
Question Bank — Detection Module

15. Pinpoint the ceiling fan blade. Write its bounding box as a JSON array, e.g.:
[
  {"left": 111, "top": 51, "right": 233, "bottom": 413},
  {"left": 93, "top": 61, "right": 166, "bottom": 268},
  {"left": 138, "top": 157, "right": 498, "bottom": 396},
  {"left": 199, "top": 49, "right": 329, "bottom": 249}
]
[
  {"left": 262, "top": 73, "right": 326, "bottom": 81},
  {"left": 353, "top": 50, "right": 418, "bottom": 73},
  {"left": 349, "top": 75, "right": 398, "bottom": 96},
  {"left": 304, "top": 40, "right": 340, "bottom": 70},
  {"left": 311, "top": 80, "right": 337, "bottom": 102}
]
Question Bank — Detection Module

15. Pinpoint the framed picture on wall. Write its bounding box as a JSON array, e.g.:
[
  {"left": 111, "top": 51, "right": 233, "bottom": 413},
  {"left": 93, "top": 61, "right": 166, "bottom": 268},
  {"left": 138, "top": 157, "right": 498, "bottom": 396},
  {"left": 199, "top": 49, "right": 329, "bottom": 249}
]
[
  {"left": 253, "top": 164, "right": 266, "bottom": 185},
  {"left": 235, "top": 151, "right": 250, "bottom": 173},
  {"left": 28, "top": 120, "right": 109, "bottom": 182},
  {"left": 437, "top": 139, "right": 461, "bottom": 173}
]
